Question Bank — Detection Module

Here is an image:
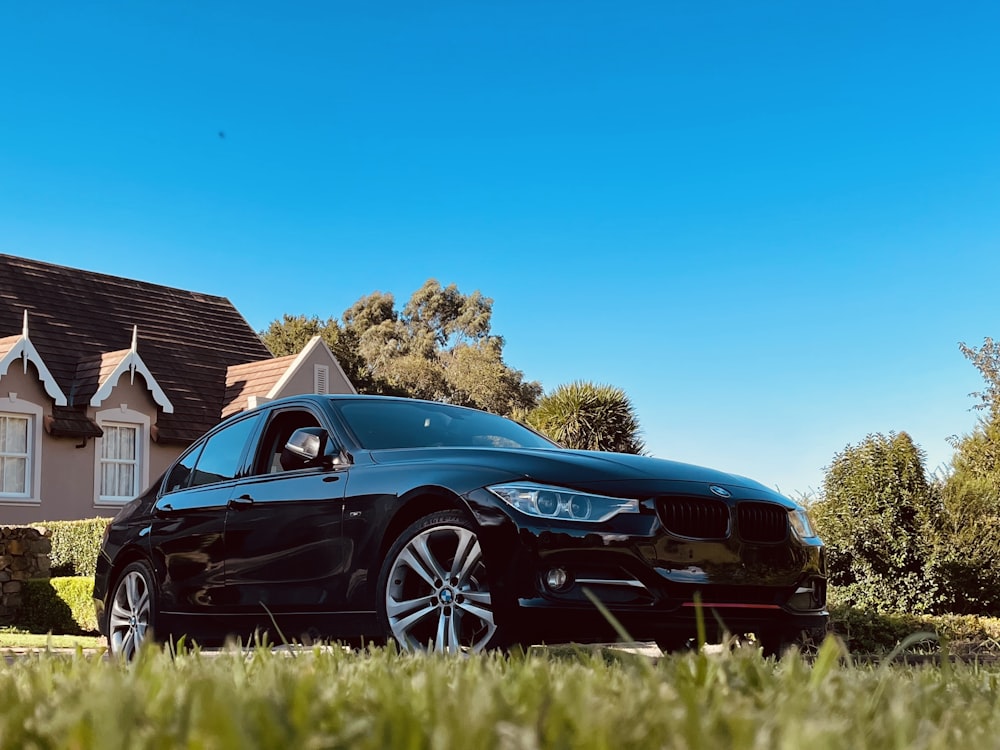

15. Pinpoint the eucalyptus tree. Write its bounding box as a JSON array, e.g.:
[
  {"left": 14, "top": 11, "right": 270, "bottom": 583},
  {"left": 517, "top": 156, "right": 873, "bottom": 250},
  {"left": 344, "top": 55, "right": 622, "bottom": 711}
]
[{"left": 260, "top": 280, "right": 540, "bottom": 415}]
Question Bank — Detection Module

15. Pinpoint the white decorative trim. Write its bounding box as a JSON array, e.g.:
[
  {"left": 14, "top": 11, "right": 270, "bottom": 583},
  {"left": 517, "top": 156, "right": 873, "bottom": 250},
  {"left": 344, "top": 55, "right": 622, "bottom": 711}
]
[
  {"left": 0, "top": 397, "right": 43, "bottom": 502},
  {"left": 90, "top": 350, "right": 174, "bottom": 413},
  {"left": 267, "top": 335, "right": 357, "bottom": 398},
  {"left": 93, "top": 406, "right": 150, "bottom": 506},
  {"left": 0, "top": 313, "right": 68, "bottom": 406}
]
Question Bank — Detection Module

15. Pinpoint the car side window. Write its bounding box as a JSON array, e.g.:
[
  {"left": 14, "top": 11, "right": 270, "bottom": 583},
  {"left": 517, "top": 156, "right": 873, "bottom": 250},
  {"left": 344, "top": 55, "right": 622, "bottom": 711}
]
[
  {"left": 164, "top": 444, "right": 203, "bottom": 493},
  {"left": 188, "top": 414, "right": 262, "bottom": 488},
  {"left": 253, "top": 408, "right": 323, "bottom": 475}
]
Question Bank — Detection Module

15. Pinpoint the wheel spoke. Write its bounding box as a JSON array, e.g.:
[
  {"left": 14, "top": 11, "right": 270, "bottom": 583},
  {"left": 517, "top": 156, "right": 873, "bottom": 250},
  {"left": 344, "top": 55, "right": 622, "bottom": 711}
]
[
  {"left": 435, "top": 610, "right": 461, "bottom": 653},
  {"left": 122, "top": 630, "right": 136, "bottom": 661},
  {"left": 394, "top": 547, "right": 438, "bottom": 588},
  {"left": 134, "top": 589, "right": 150, "bottom": 618},
  {"left": 110, "top": 599, "right": 132, "bottom": 625},
  {"left": 410, "top": 533, "right": 449, "bottom": 582},
  {"left": 391, "top": 600, "right": 439, "bottom": 634},
  {"left": 125, "top": 573, "right": 142, "bottom": 611},
  {"left": 456, "top": 585, "right": 493, "bottom": 625},
  {"left": 448, "top": 529, "right": 477, "bottom": 583},
  {"left": 387, "top": 594, "right": 435, "bottom": 618}
]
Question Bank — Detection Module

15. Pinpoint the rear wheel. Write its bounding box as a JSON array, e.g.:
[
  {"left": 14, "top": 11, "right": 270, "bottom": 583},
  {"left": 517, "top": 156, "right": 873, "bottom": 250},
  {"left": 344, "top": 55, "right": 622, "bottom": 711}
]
[
  {"left": 108, "top": 560, "right": 157, "bottom": 660},
  {"left": 377, "top": 510, "right": 502, "bottom": 653}
]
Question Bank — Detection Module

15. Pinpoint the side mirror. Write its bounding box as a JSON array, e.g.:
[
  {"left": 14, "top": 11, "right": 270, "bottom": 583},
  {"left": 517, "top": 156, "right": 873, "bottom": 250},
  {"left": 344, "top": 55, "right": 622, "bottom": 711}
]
[{"left": 281, "top": 427, "right": 337, "bottom": 470}]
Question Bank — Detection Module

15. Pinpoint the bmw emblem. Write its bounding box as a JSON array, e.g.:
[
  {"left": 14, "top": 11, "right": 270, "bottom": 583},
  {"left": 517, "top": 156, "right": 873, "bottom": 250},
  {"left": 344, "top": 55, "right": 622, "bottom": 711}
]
[{"left": 709, "top": 485, "right": 731, "bottom": 498}]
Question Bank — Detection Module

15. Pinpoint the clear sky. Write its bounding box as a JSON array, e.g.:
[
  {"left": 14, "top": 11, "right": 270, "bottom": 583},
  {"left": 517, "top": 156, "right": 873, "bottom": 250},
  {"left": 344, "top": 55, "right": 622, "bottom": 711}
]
[{"left": 3, "top": 1, "right": 998, "bottom": 497}]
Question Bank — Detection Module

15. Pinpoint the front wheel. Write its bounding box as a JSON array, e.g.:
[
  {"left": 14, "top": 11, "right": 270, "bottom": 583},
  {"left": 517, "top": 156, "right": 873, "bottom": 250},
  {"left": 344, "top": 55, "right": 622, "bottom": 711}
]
[
  {"left": 758, "top": 626, "right": 827, "bottom": 658},
  {"left": 377, "top": 510, "right": 503, "bottom": 653},
  {"left": 108, "top": 560, "right": 158, "bottom": 660}
]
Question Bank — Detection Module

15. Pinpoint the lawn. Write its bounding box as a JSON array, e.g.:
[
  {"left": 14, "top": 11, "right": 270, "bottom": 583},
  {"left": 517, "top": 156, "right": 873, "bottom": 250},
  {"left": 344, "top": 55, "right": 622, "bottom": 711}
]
[
  {"left": 0, "top": 628, "right": 103, "bottom": 651},
  {"left": 1, "top": 638, "right": 999, "bottom": 749}
]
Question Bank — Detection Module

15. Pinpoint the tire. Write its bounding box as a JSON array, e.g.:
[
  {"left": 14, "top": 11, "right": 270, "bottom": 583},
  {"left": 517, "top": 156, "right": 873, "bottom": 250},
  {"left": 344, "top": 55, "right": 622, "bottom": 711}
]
[
  {"left": 758, "top": 627, "right": 826, "bottom": 658},
  {"left": 377, "top": 510, "right": 502, "bottom": 653},
  {"left": 107, "top": 560, "right": 158, "bottom": 660}
]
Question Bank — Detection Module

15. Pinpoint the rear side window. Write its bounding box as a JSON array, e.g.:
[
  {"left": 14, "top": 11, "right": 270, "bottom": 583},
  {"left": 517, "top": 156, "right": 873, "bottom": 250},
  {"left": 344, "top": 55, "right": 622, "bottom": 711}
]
[
  {"left": 163, "top": 414, "right": 262, "bottom": 493},
  {"left": 164, "top": 445, "right": 201, "bottom": 493}
]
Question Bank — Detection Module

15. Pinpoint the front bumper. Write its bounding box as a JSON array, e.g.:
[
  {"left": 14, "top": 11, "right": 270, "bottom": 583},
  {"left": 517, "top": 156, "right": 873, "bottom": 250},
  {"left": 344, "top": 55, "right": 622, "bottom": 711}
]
[{"left": 468, "top": 487, "right": 829, "bottom": 644}]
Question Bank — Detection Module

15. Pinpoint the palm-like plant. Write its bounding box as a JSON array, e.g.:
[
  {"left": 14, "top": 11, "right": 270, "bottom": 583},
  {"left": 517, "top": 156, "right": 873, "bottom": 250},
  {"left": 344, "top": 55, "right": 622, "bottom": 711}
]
[{"left": 525, "top": 381, "right": 645, "bottom": 454}]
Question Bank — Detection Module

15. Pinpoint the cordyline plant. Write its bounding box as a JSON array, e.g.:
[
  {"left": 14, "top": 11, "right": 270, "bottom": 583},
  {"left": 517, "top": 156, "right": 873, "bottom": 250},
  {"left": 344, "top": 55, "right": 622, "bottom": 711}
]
[{"left": 522, "top": 381, "right": 645, "bottom": 455}]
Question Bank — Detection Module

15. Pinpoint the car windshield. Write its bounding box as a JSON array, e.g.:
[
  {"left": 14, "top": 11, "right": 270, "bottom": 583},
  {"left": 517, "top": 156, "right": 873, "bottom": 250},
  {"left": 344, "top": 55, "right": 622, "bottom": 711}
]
[{"left": 332, "top": 399, "right": 557, "bottom": 451}]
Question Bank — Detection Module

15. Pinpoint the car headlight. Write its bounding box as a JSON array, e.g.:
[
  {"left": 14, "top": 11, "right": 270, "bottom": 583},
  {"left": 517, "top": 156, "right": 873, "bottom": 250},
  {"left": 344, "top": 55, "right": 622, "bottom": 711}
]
[
  {"left": 488, "top": 483, "right": 640, "bottom": 523},
  {"left": 789, "top": 509, "right": 816, "bottom": 539}
]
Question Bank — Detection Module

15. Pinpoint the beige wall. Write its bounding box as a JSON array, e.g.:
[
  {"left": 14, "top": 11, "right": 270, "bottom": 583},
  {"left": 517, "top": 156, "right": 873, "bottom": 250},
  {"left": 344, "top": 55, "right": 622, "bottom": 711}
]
[
  {"left": 273, "top": 349, "right": 354, "bottom": 399},
  {"left": 1, "top": 365, "right": 52, "bottom": 523},
  {"left": 0, "top": 366, "right": 183, "bottom": 524}
]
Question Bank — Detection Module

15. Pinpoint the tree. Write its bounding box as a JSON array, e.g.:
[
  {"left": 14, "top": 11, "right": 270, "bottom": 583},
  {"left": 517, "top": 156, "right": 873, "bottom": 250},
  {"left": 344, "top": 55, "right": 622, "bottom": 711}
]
[
  {"left": 259, "top": 313, "right": 376, "bottom": 393},
  {"left": 932, "top": 337, "right": 1000, "bottom": 613},
  {"left": 810, "top": 432, "right": 941, "bottom": 614},
  {"left": 523, "top": 381, "right": 645, "bottom": 454},
  {"left": 958, "top": 337, "right": 1000, "bottom": 416},
  {"left": 260, "top": 280, "right": 541, "bottom": 415}
]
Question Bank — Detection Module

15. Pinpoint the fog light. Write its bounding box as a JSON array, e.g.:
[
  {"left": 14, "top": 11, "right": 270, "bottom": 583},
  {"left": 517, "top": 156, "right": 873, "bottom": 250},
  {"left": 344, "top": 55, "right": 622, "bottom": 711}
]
[{"left": 545, "top": 567, "right": 569, "bottom": 590}]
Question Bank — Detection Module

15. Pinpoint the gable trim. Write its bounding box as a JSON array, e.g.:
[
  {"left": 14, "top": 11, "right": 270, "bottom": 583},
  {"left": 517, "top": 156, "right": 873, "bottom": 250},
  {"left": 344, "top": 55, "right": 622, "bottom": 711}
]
[
  {"left": 90, "top": 350, "right": 175, "bottom": 413},
  {"left": 90, "top": 328, "right": 174, "bottom": 413},
  {"left": 0, "top": 312, "right": 68, "bottom": 406}
]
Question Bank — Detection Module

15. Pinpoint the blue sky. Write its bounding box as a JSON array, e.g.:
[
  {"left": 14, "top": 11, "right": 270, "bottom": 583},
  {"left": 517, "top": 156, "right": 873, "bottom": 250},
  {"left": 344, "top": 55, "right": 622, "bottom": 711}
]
[{"left": 3, "top": 1, "right": 998, "bottom": 497}]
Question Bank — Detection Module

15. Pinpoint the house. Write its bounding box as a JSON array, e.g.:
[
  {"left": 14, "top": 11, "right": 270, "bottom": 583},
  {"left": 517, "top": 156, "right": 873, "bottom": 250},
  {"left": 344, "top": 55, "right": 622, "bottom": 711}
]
[{"left": 0, "top": 253, "right": 355, "bottom": 523}]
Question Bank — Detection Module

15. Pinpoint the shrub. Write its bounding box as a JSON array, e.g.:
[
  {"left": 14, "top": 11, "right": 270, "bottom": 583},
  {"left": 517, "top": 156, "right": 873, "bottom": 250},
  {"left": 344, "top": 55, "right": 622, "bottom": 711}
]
[
  {"left": 811, "top": 432, "right": 942, "bottom": 613},
  {"left": 19, "top": 577, "right": 99, "bottom": 635},
  {"left": 42, "top": 517, "right": 111, "bottom": 577}
]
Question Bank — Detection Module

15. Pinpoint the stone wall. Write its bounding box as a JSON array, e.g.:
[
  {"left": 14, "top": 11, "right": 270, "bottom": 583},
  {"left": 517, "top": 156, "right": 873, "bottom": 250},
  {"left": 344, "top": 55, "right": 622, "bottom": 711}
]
[{"left": 0, "top": 526, "right": 51, "bottom": 624}]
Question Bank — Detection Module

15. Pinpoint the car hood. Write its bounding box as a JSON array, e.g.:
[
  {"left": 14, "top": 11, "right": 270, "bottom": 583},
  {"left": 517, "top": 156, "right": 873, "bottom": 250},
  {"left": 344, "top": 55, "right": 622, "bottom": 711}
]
[{"left": 366, "top": 446, "right": 786, "bottom": 501}]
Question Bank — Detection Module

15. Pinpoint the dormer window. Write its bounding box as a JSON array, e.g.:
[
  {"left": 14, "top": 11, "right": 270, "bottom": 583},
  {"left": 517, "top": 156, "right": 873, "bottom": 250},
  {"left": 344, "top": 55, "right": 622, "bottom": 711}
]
[
  {"left": 94, "top": 406, "right": 150, "bottom": 506},
  {"left": 99, "top": 422, "right": 139, "bottom": 500}
]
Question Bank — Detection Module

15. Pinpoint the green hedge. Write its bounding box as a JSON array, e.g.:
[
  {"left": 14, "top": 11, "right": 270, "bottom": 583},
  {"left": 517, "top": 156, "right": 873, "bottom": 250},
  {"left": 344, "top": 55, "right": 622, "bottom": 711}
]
[
  {"left": 19, "top": 577, "right": 99, "bottom": 635},
  {"left": 829, "top": 602, "right": 1000, "bottom": 655},
  {"left": 41, "top": 517, "right": 111, "bottom": 577}
]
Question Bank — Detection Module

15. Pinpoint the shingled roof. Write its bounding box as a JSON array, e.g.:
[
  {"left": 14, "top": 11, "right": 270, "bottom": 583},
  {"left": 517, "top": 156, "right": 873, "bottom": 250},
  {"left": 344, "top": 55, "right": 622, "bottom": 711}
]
[{"left": 0, "top": 253, "right": 273, "bottom": 443}]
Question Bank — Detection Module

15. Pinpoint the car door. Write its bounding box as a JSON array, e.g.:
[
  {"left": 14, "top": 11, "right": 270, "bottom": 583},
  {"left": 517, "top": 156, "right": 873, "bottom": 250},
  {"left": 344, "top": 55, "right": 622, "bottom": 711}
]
[
  {"left": 151, "top": 412, "right": 262, "bottom": 615},
  {"left": 221, "top": 403, "right": 348, "bottom": 615}
]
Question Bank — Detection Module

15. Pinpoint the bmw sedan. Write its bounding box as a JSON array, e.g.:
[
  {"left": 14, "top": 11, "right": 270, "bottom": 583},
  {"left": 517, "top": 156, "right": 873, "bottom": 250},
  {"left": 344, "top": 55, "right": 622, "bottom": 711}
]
[{"left": 93, "top": 394, "right": 827, "bottom": 658}]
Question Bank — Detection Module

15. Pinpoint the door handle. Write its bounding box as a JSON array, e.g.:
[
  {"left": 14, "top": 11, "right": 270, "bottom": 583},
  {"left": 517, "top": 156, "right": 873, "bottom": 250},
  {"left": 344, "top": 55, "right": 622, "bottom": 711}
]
[{"left": 228, "top": 494, "right": 254, "bottom": 509}]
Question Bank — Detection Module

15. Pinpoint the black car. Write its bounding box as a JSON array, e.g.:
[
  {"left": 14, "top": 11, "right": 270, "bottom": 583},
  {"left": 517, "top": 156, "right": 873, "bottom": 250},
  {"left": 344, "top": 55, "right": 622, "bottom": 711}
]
[{"left": 93, "top": 394, "right": 827, "bottom": 658}]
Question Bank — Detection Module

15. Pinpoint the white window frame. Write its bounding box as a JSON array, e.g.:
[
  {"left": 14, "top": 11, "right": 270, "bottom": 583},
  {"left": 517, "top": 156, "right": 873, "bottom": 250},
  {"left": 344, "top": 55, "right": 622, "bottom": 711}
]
[
  {"left": 0, "top": 397, "right": 42, "bottom": 504},
  {"left": 94, "top": 406, "right": 150, "bottom": 507}
]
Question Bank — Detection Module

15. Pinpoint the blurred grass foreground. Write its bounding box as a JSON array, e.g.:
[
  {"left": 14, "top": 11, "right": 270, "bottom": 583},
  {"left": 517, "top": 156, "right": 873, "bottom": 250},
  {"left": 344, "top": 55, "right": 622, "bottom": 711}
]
[{"left": 3, "top": 639, "right": 1000, "bottom": 749}]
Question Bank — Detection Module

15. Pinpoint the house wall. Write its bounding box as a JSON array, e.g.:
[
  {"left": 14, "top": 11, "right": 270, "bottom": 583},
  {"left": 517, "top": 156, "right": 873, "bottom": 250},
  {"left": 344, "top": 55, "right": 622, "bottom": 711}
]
[
  {"left": 272, "top": 349, "right": 355, "bottom": 399},
  {"left": 0, "top": 368, "right": 184, "bottom": 524},
  {"left": 1, "top": 365, "right": 53, "bottom": 524}
]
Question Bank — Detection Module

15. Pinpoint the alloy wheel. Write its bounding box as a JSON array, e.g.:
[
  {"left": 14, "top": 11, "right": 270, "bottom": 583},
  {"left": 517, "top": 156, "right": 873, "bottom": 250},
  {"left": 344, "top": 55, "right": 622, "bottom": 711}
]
[
  {"left": 384, "top": 523, "right": 496, "bottom": 653},
  {"left": 109, "top": 567, "right": 152, "bottom": 660}
]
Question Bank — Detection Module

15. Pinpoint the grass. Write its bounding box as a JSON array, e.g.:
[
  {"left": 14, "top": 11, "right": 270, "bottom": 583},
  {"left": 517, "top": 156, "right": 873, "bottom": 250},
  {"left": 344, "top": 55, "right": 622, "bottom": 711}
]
[
  {"left": 0, "top": 628, "right": 103, "bottom": 651},
  {"left": 2, "top": 638, "right": 1000, "bottom": 749}
]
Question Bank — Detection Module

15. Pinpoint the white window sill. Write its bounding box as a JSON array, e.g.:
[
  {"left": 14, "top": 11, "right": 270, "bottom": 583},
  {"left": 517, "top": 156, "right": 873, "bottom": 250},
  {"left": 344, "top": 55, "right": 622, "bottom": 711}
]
[{"left": 0, "top": 497, "right": 41, "bottom": 506}]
